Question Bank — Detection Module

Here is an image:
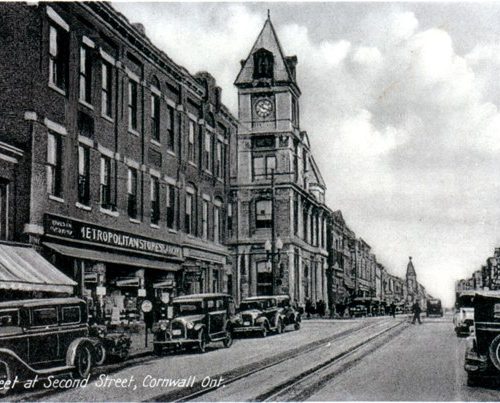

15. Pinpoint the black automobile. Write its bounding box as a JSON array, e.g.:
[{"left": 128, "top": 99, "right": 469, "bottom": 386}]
[
  {"left": 349, "top": 304, "right": 368, "bottom": 318},
  {"left": 464, "top": 291, "right": 500, "bottom": 386},
  {"left": 89, "top": 324, "right": 131, "bottom": 365},
  {"left": 426, "top": 298, "right": 443, "bottom": 317},
  {"left": 0, "top": 298, "right": 95, "bottom": 394},
  {"left": 153, "top": 293, "right": 235, "bottom": 355}
]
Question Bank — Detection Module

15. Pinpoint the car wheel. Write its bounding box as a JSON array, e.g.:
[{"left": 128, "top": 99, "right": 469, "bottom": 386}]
[
  {"left": 198, "top": 329, "right": 207, "bottom": 353},
  {"left": 489, "top": 334, "right": 500, "bottom": 371},
  {"left": 72, "top": 344, "right": 92, "bottom": 379},
  {"left": 117, "top": 347, "right": 130, "bottom": 362},
  {"left": 0, "top": 360, "right": 14, "bottom": 396},
  {"left": 94, "top": 343, "right": 107, "bottom": 366},
  {"left": 294, "top": 321, "right": 301, "bottom": 331},
  {"left": 467, "top": 373, "right": 481, "bottom": 387},
  {"left": 223, "top": 331, "right": 233, "bottom": 348},
  {"left": 260, "top": 323, "right": 268, "bottom": 338},
  {"left": 153, "top": 344, "right": 163, "bottom": 356}
]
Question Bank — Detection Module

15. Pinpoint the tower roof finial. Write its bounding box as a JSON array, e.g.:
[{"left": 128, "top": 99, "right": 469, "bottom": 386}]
[{"left": 267, "top": 9, "right": 270, "bottom": 19}]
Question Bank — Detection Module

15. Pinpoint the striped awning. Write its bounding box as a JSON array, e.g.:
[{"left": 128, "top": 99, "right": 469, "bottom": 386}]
[{"left": 0, "top": 243, "right": 76, "bottom": 293}]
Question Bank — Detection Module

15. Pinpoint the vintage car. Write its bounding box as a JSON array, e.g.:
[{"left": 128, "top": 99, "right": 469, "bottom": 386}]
[
  {"left": 349, "top": 304, "right": 368, "bottom": 318},
  {"left": 426, "top": 298, "right": 443, "bottom": 317},
  {"left": 464, "top": 291, "right": 500, "bottom": 386},
  {"left": 454, "top": 291, "right": 476, "bottom": 337},
  {"left": 89, "top": 324, "right": 131, "bottom": 365},
  {"left": 0, "top": 297, "right": 95, "bottom": 394},
  {"left": 153, "top": 293, "right": 235, "bottom": 355},
  {"left": 232, "top": 295, "right": 300, "bottom": 337}
]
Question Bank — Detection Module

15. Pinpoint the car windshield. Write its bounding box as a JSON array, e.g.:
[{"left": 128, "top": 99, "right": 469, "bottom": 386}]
[
  {"left": 428, "top": 300, "right": 441, "bottom": 306},
  {"left": 173, "top": 301, "right": 204, "bottom": 316},
  {"left": 457, "top": 295, "right": 475, "bottom": 308},
  {"left": 240, "top": 301, "right": 266, "bottom": 310}
]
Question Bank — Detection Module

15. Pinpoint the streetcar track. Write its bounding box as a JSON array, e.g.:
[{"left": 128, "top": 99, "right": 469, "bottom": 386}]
[
  {"left": 259, "top": 321, "right": 407, "bottom": 401},
  {"left": 149, "top": 319, "right": 397, "bottom": 402}
]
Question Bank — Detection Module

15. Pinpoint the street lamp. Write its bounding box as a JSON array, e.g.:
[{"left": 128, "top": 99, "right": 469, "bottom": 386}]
[{"left": 265, "top": 236, "right": 283, "bottom": 294}]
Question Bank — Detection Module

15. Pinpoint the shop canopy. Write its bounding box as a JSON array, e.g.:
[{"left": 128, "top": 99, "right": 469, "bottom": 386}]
[
  {"left": 44, "top": 242, "right": 181, "bottom": 272},
  {"left": 0, "top": 243, "right": 76, "bottom": 293}
]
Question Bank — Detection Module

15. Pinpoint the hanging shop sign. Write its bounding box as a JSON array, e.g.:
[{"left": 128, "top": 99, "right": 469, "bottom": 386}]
[
  {"left": 141, "top": 300, "right": 153, "bottom": 313},
  {"left": 44, "top": 214, "right": 182, "bottom": 258}
]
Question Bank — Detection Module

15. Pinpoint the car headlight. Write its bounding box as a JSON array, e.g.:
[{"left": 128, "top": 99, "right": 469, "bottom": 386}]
[
  {"left": 160, "top": 323, "right": 167, "bottom": 331},
  {"left": 98, "top": 330, "right": 105, "bottom": 337},
  {"left": 186, "top": 321, "right": 194, "bottom": 330}
]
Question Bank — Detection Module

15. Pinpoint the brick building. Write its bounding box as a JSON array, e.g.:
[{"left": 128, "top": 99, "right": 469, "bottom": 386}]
[
  {"left": 229, "top": 15, "right": 330, "bottom": 305},
  {"left": 0, "top": 2, "right": 237, "bottom": 319}
]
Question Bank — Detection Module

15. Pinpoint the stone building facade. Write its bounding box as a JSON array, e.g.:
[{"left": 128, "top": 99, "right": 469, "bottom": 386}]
[{"left": 0, "top": 2, "right": 237, "bottom": 319}]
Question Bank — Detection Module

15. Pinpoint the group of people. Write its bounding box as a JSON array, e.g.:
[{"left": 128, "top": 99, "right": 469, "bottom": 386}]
[{"left": 304, "top": 299, "right": 327, "bottom": 318}]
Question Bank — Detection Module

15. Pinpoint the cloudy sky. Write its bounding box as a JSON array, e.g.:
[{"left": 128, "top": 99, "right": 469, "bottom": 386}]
[{"left": 114, "top": 1, "right": 500, "bottom": 306}]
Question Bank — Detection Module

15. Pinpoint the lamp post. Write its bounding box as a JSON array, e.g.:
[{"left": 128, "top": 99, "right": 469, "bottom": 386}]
[{"left": 265, "top": 237, "right": 283, "bottom": 295}]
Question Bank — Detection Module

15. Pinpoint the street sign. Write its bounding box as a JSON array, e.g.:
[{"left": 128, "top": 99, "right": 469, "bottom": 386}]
[{"left": 141, "top": 300, "right": 153, "bottom": 313}]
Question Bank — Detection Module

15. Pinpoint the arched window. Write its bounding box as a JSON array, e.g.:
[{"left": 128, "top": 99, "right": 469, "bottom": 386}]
[{"left": 253, "top": 48, "right": 274, "bottom": 79}]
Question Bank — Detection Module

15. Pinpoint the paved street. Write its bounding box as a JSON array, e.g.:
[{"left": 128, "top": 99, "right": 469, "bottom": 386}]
[{"left": 310, "top": 315, "right": 500, "bottom": 401}]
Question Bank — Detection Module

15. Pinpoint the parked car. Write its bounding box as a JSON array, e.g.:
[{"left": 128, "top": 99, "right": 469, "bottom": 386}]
[
  {"left": 454, "top": 291, "right": 476, "bottom": 337},
  {"left": 0, "top": 297, "right": 95, "bottom": 395},
  {"left": 232, "top": 295, "right": 300, "bottom": 337},
  {"left": 426, "top": 298, "right": 443, "bottom": 317},
  {"left": 152, "top": 293, "right": 235, "bottom": 355},
  {"left": 464, "top": 291, "right": 500, "bottom": 386},
  {"left": 89, "top": 324, "right": 131, "bottom": 365},
  {"left": 349, "top": 304, "right": 368, "bottom": 318}
]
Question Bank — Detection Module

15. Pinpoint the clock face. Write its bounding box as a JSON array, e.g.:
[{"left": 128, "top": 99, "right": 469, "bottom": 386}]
[{"left": 255, "top": 98, "right": 274, "bottom": 118}]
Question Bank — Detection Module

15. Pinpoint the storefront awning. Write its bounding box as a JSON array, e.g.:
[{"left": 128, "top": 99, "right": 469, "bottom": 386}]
[
  {"left": 153, "top": 280, "right": 175, "bottom": 289},
  {"left": 44, "top": 242, "right": 181, "bottom": 272},
  {"left": 0, "top": 243, "right": 76, "bottom": 293}
]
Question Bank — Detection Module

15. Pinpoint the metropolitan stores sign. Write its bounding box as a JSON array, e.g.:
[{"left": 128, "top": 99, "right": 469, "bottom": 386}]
[{"left": 44, "top": 214, "right": 182, "bottom": 259}]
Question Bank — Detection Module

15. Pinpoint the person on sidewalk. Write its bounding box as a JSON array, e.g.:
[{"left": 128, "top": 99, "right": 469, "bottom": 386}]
[
  {"left": 390, "top": 302, "right": 396, "bottom": 318},
  {"left": 411, "top": 300, "right": 422, "bottom": 324}
]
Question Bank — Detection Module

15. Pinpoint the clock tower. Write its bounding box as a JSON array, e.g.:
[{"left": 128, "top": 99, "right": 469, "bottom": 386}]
[{"left": 231, "top": 14, "right": 330, "bottom": 307}]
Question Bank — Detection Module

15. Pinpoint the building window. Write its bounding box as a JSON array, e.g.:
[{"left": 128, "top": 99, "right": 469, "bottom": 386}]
[
  {"left": 0, "top": 180, "right": 8, "bottom": 240},
  {"left": 151, "top": 93, "right": 160, "bottom": 142},
  {"left": 253, "top": 48, "right": 274, "bottom": 79},
  {"left": 204, "top": 133, "right": 212, "bottom": 171},
  {"left": 47, "top": 132, "right": 63, "bottom": 197},
  {"left": 256, "top": 200, "right": 272, "bottom": 228},
  {"left": 127, "top": 168, "right": 138, "bottom": 219},
  {"left": 101, "top": 61, "right": 112, "bottom": 117},
  {"left": 185, "top": 192, "right": 193, "bottom": 235},
  {"left": 202, "top": 200, "right": 208, "bottom": 240},
  {"left": 100, "top": 156, "right": 112, "bottom": 208},
  {"left": 188, "top": 120, "right": 195, "bottom": 162},
  {"left": 79, "top": 45, "right": 92, "bottom": 104},
  {"left": 214, "top": 204, "right": 221, "bottom": 243},
  {"left": 227, "top": 202, "right": 233, "bottom": 235},
  {"left": 78, "top": 145, "right": 90, "bottom": 205},
  {"left": 49, "top": 24, "right": 69, "bottom": 91},
  {"left": 253, "top": 155, "right": 276, "bottom": 179},
  {"left": 166, "top": 184, "right": 175, "bottom": 229},
  {"left": 215, "top": 141, "right": 222, "bottom": 178},
  {"left": 128, "top": 80, "right": 138, "bottom": 131},
  {"left": 167, "top": 106, "right": 175, "bottom": 151},
  {"left": 150, "top": 177, "right": 160, "bottom": 225},
  {"left": 293, "top": 193, "right": 299, "bottom": 235}
]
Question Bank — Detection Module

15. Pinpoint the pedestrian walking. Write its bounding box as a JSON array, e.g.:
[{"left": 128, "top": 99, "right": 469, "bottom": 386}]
[
  {"left": 305, "top": 298, "right": 312, "bottom": 319},
  {"left": 390, "top": 302, "right": 396, "bottom": 318},
  {"left": 411, "top": 300, "right": 422, "bottom": 324}
]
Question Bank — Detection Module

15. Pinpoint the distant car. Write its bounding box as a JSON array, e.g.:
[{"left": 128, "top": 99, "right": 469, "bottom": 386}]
[
  {"left": 232, "top": 295, "right": 300, "bottom": 337},
  {"left": 426, "top": 299, "right": 443, "bottom": 317},
  {"left": 153, "top": 293, "right": 234, "bottom": 355},
  {"left": 454, "top": 292, "right": 476, "bottom": 337},
  {"left": 464, "top": 291, "right": 500, "bottom": 386},
  {"left": 349, "top": 304, "right": 367, "bottom": 318},
  {"left": 0, "top": 298, "right": 95, "bottom": 395}
]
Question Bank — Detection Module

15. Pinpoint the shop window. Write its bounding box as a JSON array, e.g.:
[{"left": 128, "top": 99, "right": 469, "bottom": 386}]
[
  {"left": 47, "top": 132, "right": 63, "bottom": 197},
  {"left": 127, "top": 167, "right": 138, "bottom": 219},
  {"left": 79, "top": 44, "right": 92, "bottom": 104},
  {"left": 32, "top": 308, "right": 58, "bottom": 327},
  {"left": 188, "top": 120, "right": 195, "bottom": 162},
  {"left": 150, "top": 177, "right": 160, "bottom": 225},
  {"left": 151, "top": 93, "right": 160, "bottom": 142},
  {"left": 0, "top": 180, "right": 9, "bottom": 240},
  {"left": 255, "top": 200, "right": 272, "bottom": 229},
  {"left": 100, "top": 156, "right": 112, "bottom": 209},
  {"left": 78, "top": 145, "right": 90, "bottom": 205},
  {"left": 128, "top": 80, "right": 138, "bottom": 131},
  {"left": 166, "top": 184, "right": 176, "bottom": 229},
  {"left": 167, "top": 105, "right": 175, "bottom": 151},
  {"left": 49, "top": 23, "right": 69, "bottom": 92},
  {"left": 101, "top": 61, "right": 112, "bottom": 118}
]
